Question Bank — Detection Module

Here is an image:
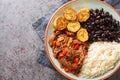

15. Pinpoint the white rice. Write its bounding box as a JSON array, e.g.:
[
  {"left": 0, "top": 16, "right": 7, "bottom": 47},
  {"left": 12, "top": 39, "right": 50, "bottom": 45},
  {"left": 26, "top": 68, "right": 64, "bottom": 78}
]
[{"left": 80, "top": 41, "right": 120, "bottom": 78}]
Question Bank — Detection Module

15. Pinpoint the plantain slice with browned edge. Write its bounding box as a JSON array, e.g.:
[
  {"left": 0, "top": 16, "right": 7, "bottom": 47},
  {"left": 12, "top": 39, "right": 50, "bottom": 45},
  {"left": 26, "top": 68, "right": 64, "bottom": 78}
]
[
  {"left": 77, "top": 28, "right": 88, "bottom": 42},
  {"left": 77, "top": 8, "right": 90, "bottom": 22},
  {"left": 64, "top": 7, "right": 77, "bottom": 21},
  {"left": 53, "top": 16, "right": 67, "bottom": 30},
  {"left": 67, "top": 21, "right": 80, "bottom": 33}
]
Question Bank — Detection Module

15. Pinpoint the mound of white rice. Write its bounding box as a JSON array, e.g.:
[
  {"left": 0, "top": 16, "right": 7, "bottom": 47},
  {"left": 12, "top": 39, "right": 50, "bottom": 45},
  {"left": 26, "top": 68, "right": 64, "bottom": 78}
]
[{"left": 80, "top": 42, "right": 120, "bottom": 78}]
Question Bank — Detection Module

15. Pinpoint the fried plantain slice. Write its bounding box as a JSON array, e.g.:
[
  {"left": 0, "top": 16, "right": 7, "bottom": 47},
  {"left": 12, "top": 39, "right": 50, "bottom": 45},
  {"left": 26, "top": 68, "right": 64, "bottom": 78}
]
[
  {"left": 64, "top": 7, "right": 77, "bottom": 21},
  {"left": 77, "top": 28, "right": 88, "bottom": 42},
  {"left": 67, "top": 21, "right": 80, "bottom": 32},
  {"left": 53, "top": 16, "right": 67, "bottom": 30},
  {"left": 77, "top": 8, "right": 90, "bottom": 22}
]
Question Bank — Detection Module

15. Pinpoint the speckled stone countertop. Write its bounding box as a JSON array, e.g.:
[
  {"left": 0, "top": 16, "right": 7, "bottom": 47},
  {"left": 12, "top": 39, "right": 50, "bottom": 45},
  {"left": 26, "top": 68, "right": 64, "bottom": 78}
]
[{"left": 0, "top": 0, "right": 120, "bottom": 80}]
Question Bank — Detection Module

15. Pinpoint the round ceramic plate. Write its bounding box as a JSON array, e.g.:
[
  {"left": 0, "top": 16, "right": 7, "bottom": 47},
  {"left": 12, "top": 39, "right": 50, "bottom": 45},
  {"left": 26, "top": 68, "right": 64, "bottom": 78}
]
[{"left": 45, "top": 0, "right": 120, "bottom": 80}]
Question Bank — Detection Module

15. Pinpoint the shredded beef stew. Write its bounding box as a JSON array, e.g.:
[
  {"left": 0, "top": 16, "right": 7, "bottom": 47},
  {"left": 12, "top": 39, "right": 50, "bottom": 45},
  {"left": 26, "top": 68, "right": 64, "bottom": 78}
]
[{"left": 49, "top": 29, "right": 89, "bottom": 75}]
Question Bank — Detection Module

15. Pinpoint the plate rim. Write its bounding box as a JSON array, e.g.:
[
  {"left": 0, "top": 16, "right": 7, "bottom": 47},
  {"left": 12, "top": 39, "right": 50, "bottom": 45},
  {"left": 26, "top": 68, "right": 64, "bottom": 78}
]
[{"left": 44, "top": 0, "right": 120, "bottom": 80}]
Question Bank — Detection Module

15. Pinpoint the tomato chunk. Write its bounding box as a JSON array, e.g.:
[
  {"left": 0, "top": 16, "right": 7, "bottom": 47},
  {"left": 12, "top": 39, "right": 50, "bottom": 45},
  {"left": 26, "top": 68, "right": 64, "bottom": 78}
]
[
  {"left": 62, "top": 49, "right": 67, "bottom": 55},
  {"left": 71, "top": 69, "right": 76, "bottom": 74},
  {"left": 74, "top": 58, "right": 79, "bottom": 64},
  {"left": 58, "top": 49, "right": 67, "bottom": 58},
  {"left": 55, "top": 41, "right": 61, "bottom": 47},
  {"left": 58, "top": 52, "right": 64, "bottom": 58},
  {"left": 74, "top": 44, "right": 79, "bottom": 50},
  {"left": 64, "top": 67, "right": 69, "bottom": 72}
]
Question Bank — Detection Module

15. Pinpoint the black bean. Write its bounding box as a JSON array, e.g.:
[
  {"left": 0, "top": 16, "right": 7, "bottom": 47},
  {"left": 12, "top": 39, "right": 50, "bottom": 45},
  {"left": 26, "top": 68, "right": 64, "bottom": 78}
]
[
  {"left": 91, "top": 31, "right": 95, "bottom": 34},
  {"left": 90, "top": 13, "right": 93, "bottom": 16},
  {"left": 91, "top": 22, "right": 95, "bottom": 25},
  {"left": 93, "top": 12, "right": 97, "bottom": 17},
  {"left": 112, "top": 19, "right": 116, "bottom": 23},
  {"left": 101, "top": 12, "right": 105, "bottom": 17},
  {"left": 116, "top": 21, "right": 119, "bottom": 25},
  {"left": 95, "top": 20, "right": 99, "bottom": 24},
  {"left": 100, "top": 8, "right": 104, "bottom": 13},
  {"left": 101, "top": 33, "right": 105, "bottom": 37},
  {"left": 87, "top": 22, "right": 90, "bottom": 25},
  {"left": 90, "top": 9, "right": 93, "bottom": 13},
  {"left": 106, "top": 12, "right": 109, "bottom": 16},
  {"left": 95, "top": 9, "right": 99, "bottom": 13},
  {"left": 111, "top": 26, "right": 114, "bottom": 30},
  {"left": 96, "top": 15, "right": 100, "bottom": 19},
  {"left": 118, "top": 21, "right": 119, "bottom": 25},
  {"left": 108, "top": 17, "right": 111, "bottom": 21},
  {"left": 88, "top": 25, "right": 92, "bottom": 28},
  {"left": 93, "top": 34, "right": 97, "bottom": 37},
  {"left": 109, "top": 15, "right": 113, "bottom": 19},
  {"left": 90, "top": 18, "right": 94, "bottom": 22}
]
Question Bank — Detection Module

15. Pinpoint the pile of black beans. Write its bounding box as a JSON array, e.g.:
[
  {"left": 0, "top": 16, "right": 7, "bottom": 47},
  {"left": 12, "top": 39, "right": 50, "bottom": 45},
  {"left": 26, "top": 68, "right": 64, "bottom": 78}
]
[{"left": 81, "top": 8, "right": 120, "bottom": 43}]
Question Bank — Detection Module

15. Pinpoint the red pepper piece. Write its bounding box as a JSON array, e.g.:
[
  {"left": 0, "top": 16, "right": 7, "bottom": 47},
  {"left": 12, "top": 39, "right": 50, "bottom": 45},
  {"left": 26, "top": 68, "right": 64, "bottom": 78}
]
[
  {"left": 64, "top": 67, "right": 69, "bottom": 72},
  {"left": 58, "top": 49, "right": 67, "bottom": 58},
  {"left": 74, "top": 44, "right": 79, "bottom": 50},
  {"left": 71, "top": 69, "right": 76, "bottom": 74},
  {"left": 55, "top": 41, "right": 61, "bottom": 47},
  {"left": 74, "top": 58, "right": 79, "bottom": 64}
]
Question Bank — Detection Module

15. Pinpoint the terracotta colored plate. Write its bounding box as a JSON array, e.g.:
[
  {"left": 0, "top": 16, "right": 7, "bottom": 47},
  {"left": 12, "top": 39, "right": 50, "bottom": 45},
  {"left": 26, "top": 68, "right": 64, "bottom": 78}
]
[{"left": 45, "top": 0, "right": 120, "bottom": 80}]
